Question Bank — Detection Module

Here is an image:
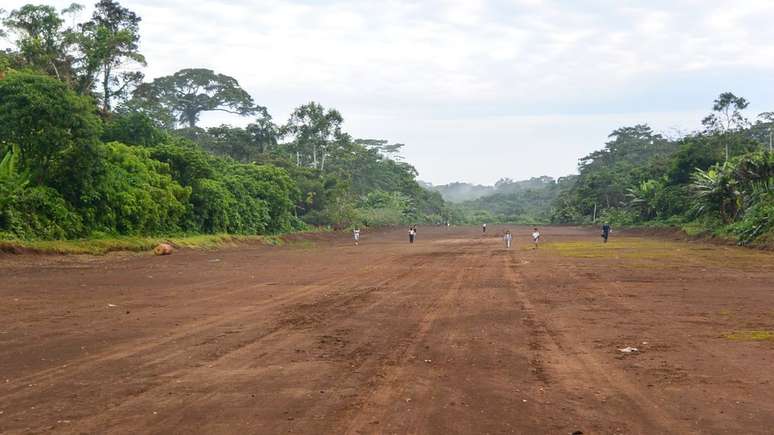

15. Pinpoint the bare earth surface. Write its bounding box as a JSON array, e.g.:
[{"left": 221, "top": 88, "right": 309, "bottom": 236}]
[{"left": 2, "top": 226, "right": 774, "bottom": 434}]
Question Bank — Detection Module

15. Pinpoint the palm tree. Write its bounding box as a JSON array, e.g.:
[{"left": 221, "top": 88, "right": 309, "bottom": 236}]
[
  {"left": 626, "top": 179, "right": 662, "bottom": 220},
  {"left": 0, "top": 145, "right": 29, "bottom": 210},
  {"left": 691, "top": 164, "right": 741, "bottom": 224}
]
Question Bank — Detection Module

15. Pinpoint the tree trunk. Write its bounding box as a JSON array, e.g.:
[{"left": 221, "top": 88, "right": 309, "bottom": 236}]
[
  {"left": 102, "top": 66, "right": 111, "bottom": 113},
  {"left": 50, "top": 61, "right": 61, "bottom": 81}
]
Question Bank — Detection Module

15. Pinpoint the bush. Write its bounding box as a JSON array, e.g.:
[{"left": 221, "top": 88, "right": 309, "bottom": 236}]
[
  {"left": 727, "top": 196, "right": 774, "bottom": 245},
  {"left": 0, "top": 186, "right": 83, "bottom": 239},
  {"left": 355, "top": 207, "right": 405, "bottom": 227},
  {"left": 598, "top": 207, "right": 638, "bottom": 226},
  {"left": 0, "top": 71, "right": 103, "bottom": 204},
  {"left": 102, "top": 112, "right": 169, "bottom": 147},
  {"left": 150, "top": 141, "right": 296, "bottom": 234},
  {"left": 84, "top": 142, "right": 190, "bottom": 235}
]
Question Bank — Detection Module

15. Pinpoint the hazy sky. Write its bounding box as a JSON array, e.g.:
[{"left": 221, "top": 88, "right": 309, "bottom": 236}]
[{"left": 4, "top": 0, "right": 774, "bottom": 185}]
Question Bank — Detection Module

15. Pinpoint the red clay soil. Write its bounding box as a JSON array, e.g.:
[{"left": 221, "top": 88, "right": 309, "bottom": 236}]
[{"left": 1, "top": 226, "right": 773, "bottom": 434}]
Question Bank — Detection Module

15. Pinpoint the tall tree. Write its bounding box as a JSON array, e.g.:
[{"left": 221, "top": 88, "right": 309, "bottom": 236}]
[
  {"left": 0, "top": 70, "right": 102, "bottom": 203},
  {"left": 702, "top": 93, "right": 750, "bottom": 133},
  {"left": 283, "top": 102, "right": 343, "bottom": 171},
  {"left": 754, "top": 112, "right": 774, "bottom": 152},
  {"left": 75, "top": 0, "right": 145, "bottom": 113},
  {"left": 2, "top": 5, "right": 74, "bottom": 81},
  {"left": 130, "top": 68, "right": 258, "bottom": 128},
  {"left": 702, "top": 92, "right": 750, "bottom": 160},
  {"left": 246, "top": 113, "right": 280, "bottom": 154}
]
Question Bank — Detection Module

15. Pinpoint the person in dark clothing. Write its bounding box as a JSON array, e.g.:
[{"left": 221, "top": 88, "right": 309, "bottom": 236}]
[{"left": 601, "top": 223, "right": 611, "bottom": 243}]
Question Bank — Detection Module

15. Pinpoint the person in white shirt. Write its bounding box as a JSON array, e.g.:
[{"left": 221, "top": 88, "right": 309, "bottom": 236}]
[
  {"left": 503, "top": 230, "right": 513, "bottom": 248},
  {"left": 408, "top": 227, "right": 416, "bottom": 244},
  {"left": 531, "top": 227, "right": 541, "bottom": 249},
  {"left": 353, "top": 228, "right": 360, "bottom": 245},
  {"left": 482, "top": 223, "right": 487, "bottom": 233}
]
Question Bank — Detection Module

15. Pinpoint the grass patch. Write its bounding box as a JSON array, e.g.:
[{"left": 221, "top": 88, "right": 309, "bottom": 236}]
[
  {"left": 542, "top": 239, "right": 678, "bottom": 259},
  {"left": 0, "top": 233, "right": 279, "bottom": 255},
  {"left": 542, "top": 237, "right": 774, "bottom": 271},
  {"left": 723, "top": 330, "right": 774, "bottom": 341},
  {"left": 681, "top": 222, "right": 710, "bottom": 237}
]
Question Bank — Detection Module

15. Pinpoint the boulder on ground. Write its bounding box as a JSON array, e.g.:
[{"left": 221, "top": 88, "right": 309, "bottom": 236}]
[{"left": 154, "top": 243, "right": 174, "bottom": 256}]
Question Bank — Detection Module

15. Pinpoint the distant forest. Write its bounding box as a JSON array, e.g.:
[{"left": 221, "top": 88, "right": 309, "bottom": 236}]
[{"left": 426, "top": 176, "right": 574, "bottom": 224}]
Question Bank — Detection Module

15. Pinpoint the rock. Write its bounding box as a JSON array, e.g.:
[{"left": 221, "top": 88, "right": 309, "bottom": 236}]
[{"left": 154, "top": 243, "right": 174, "bottom": 256}]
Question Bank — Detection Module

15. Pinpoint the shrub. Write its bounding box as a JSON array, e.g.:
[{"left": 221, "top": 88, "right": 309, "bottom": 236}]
[
  {"left": 1, "top": 186, "right": 83, "bottom": 239},
  {"left": 85, "top": 142, "right": 190, "bottom": 234}
]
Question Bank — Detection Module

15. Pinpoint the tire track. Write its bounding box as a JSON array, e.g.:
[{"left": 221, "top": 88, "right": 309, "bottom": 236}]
[{"left": 502, "top": 252, "right": 698, "bottom": 434}]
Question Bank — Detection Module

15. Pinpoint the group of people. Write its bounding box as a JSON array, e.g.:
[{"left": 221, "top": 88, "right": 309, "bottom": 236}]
[
  {"left": 351, "top": 223, "right": 612, "bottom": 246},
  {"left": 497, "top": 226, "right": 540, "bottom": 249},
  {"left": 490, "top": 223, "right": 612, "bottom": 249},
  {"left": 351, "top": 225, "right": 418, "bottom": 245}
]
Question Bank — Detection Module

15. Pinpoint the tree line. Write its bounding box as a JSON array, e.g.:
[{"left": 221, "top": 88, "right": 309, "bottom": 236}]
[
  {"left": 553, "top": 93, "right": 773, "bottom": 245},
  {"left": 449, "top": 93, "right": 773, "bottom": 245},
  {"left": 0, "top": 1, "right": 449, "bottom": 240}
]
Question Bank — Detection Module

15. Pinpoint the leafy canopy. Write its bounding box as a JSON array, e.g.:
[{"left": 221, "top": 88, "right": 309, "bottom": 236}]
[{"left": 130, "top": 68, "right": 258, "bottom": 128}]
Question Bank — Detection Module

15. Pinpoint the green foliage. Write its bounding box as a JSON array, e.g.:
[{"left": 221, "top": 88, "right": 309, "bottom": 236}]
[
  {"left": 450, "top": 176, "right": 571, "bottom": 224},
  {"left": 626, "top": 178, "right": 665, "bottom": 220},
  {"left": 1, "top": 4, "right": 74, "bottom": 82},
  {"left": 555, "top": 124, "right": 679, "bottom": 220},
  {"left": 0, "top": 70, "right": 103, "bottom": 205},
  {"left": 129, "top": 68, "right": 257, "bottom": 128},
  {"left": 1, "top": 186, "right": 83, "bottom": 239},
  {"left": 546, "top": 93, "right": 773, "bottom": 246},
  {"left": 691, "top": 164, "right": 742, "bottom": 224},
  {"left": 283, "top": 102, "right": 343, "bottom": 171},
  {"left": 355, "top": 191, "right": 411, "bottom": 226},
  {"left": 176, "top": 119, "right": 279, "bottom": 163},
  {"left": 87, "top": 142, "right": 190, "bottom": 234},
  {"left": 73, "top": 0, "right": 146, "bottom": 112},
  {"left": 0, "top": 5, "right": 445, "bottom": 243},
  {"left": 149, "top": 141, "right": 296, "bottom": 234},
  {"left": 0, "top": 145, "right": 29, "bottom": 210},
  {"left": 727, "top": 199, "right": 774, "bottom": 245},
  {"left": 598, "top": 207, "right": 638, "bottom": 226},
  {"left": 102, "top": 111, "right": 169, "bottom": 146},
  {"left": 0, "top": 70, "right": 101, "bottom": 172}
]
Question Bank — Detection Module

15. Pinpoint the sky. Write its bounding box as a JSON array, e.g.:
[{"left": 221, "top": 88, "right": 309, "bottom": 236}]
[{"left": 3, "top": 0, "right": 774, "bottom": 185}]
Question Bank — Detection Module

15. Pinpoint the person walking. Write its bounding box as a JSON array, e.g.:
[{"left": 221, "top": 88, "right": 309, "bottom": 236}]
[
  {"left": 531, "top": 227, "right": 541, "bottom": 249},
  {"left": 353, "top": 227, "right": 360, "bottom": 245},
  {"left": 482, "top": 223, "right": 487, "bottom": 233},
  {"left": 503, "top": 230, "right": 513, "bottom": 249},
  {"left": 601, "top": 222, "right": 611, "bottom": 243},
  {"left": 409, "top": 227, "right": 416, "bottom": 244}
]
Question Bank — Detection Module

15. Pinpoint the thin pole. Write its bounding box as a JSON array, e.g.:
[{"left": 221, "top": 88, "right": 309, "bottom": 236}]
[{"left": 593, "top": 203, "right": 597, "bottom": 223}]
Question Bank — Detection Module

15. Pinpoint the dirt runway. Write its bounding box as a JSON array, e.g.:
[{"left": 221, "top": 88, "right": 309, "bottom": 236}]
[{"left": 2, "top": 226, "right": 774, "bottom": 434}]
